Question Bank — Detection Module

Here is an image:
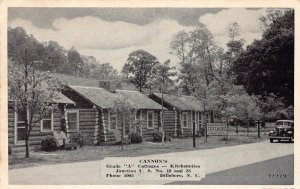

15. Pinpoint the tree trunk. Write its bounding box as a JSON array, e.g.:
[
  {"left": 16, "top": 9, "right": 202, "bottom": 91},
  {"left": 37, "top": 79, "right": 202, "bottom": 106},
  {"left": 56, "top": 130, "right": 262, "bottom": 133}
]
[
  {"left": 24, "top": 49, "right": 30, "bottom": 158},
  {"left": 121, "top": 118, "right": 124, "bottom": 150},
  {"left": 203, "top": 101, "right": 207, "bottom": 143},
  {"left": 139, "top": 82, "right": 142, "bottom": 93},
  {"left": 161, "top": 92, "right": 164, "bottom": 128},
  {"left": 25, "top": 136, "right": 30, "bottom": 158},
  {"left": 247, "top": 120, "right": 250, "bottom": 136},
  {"left": 193, "top": 118, "right": 196, "bottom": 148}
]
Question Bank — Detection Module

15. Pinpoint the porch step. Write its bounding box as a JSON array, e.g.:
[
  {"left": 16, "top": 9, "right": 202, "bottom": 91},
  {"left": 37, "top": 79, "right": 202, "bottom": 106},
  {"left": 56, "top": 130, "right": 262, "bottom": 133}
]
[{"left": 9, "top": 145, "right": 38, "bottom": 154}]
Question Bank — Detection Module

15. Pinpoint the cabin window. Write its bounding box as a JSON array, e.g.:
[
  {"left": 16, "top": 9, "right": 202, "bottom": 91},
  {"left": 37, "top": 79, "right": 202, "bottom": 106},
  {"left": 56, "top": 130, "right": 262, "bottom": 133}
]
[
  {"left": 41, "top": 109, "right": 53, "bottom": 132},
  {"left": 182, "top": 112, "right": 188, "bottom": 128},
  {"left": 147, "top": 111, "right": 154, "bottom": 129},
  {"left": 66, "top": 110, "right": 79, "bottom": 132}
]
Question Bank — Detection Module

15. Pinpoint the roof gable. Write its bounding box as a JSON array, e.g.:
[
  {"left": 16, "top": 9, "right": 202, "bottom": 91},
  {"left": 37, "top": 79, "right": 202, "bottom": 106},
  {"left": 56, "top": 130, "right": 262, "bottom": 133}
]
[{"left": 69, "top": 86, "right": 118, "bottom": 109}]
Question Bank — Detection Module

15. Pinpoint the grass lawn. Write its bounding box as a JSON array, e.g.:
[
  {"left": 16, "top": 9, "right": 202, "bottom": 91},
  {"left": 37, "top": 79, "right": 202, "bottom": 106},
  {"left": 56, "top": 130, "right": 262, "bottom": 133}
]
[{"left": 9, "top": 133, "right": 269, "bottom": 170}]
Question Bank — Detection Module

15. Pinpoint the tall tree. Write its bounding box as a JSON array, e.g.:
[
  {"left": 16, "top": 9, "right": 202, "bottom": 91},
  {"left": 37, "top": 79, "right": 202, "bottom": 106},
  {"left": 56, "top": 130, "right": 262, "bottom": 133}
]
[
  {"left": 232, "top": 10, "right": 294, "bottom": 106},
  {"left": 96, "top": 63, "right": 118, "bottom": 80},
  {"left": 111, "top": 98, "right": 135, "bottom": 150},
  {"left": 8, "top": 56, "right": 63, "bottom": 158},
  {"left": 225, "top": 90, "right": 262, "bottom": 136},
  {"left": 122, "top": 49, "right": 159, "bottom": 92},
  {"left": 227, "top": 21, "right": 241, "bottom": 39},
  {"left": 170, "top": 24, "right": 220, "bottom": 142},
  {"left": 173, "top": 24, "right": 218, "bottom": 95},
  {"left": 225, "top": 21, "right": 244, "bottom": 75},
  {"left": 67, "top": 47, "right": 84, "bottom": 76},
  {"left": 42, "top": 41, "right": 68, "bottom": 72},
  {"left": 170, "top": 30, "right": 190, "bottom": 65},
  {"left": 8, "top": 27, "right": 45, "bottom": 70},
  {"left": 259, "top": 8, "right": 288, "bottom": 32},
  {"left": 147, "top": 59, "right": 176, "bottom": 128}
]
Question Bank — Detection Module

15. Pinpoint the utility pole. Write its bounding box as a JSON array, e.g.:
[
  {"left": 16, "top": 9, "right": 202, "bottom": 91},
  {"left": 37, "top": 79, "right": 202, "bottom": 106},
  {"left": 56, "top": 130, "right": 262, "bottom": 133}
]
[
  {"left": 257, "top": 120, "right": 261, "bottom": 138},
  {"left": 24, "top": 49, "right": 30, "bottom": 158},
  {"left": 193, "top": 117, "right": 196, "bottom": 147},
  {"left": 203, "top": 90, "right": 207, "bottom": 143}
]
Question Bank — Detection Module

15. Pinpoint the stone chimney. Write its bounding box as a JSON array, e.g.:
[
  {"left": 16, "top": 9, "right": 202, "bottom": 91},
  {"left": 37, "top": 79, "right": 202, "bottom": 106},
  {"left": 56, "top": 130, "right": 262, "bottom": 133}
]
[{"left": 99, "top": 80, "right": 122, "bottom": 92}]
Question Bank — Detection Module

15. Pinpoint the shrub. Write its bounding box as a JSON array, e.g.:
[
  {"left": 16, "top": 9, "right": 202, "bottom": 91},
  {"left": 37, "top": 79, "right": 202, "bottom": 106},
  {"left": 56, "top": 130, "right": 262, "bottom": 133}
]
[
  {"left": 130, "top": 131, "right": 143, "bottom": 143},
  {"left": 153, "top": 130, "right": 163, "bottom": 142},
  {"left": 69, "top": 132, "right": 86, "bottom": 147},
  {"left": 41, "top": 135, "right": 57, "bottom": 151}
]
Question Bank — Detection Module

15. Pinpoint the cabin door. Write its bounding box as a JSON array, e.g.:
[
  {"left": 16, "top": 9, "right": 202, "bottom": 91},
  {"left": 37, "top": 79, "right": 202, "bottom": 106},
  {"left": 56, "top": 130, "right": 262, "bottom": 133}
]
[
  {"left": 66, "top": 110, "right": 79, "bottom": 132},
  {"left": 15, "top": 111, "right": 27, "bottom": 144}
]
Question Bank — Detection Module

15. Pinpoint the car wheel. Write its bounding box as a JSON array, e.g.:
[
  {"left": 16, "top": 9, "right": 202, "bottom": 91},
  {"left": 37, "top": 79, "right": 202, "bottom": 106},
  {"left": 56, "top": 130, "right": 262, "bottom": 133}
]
[{"left": 270, "top": 138, "right": 273, "bottom": 143}]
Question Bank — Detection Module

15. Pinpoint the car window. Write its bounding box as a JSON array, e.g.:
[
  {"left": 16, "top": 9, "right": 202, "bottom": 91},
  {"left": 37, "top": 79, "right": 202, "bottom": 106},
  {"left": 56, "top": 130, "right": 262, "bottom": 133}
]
[{"left": 276, "top": 121, "right": 284, "bottom": 126}]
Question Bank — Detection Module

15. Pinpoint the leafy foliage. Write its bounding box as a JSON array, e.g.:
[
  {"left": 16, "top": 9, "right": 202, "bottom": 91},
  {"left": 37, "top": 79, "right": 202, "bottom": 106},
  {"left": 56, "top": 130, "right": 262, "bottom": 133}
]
[
  {"left": 259, "top": 8, "right": 288, "bottom": 31},
  {"left": 258, "top": 93, "right": 293, "bottom": 121},
  {"left": 8, "top": 27, "right": 118, "bottom": 79},
  {"left": 130, "top": 132, "right": 143, "bottom": 144},
  {"left": 147, "top": 59, "right": 176, "bottom": 93},
  {"left": 232, "top": 10, "right": 294, "bottom": 106},
  {"left": 227, "top": 21, "right": 241, "bottom": 40},
  {"left": 170, "top": 23, "right": 262, "bottom": 127},
  {"left": 41, "top": 136, "right": 58, "bottom": 151},
  {"left": 111, "top": 98, "right": 136, "bottom": 149},
  {"left": 122, "top": 49, "right": 159, "bottom": 92},
  {"left": 8, "top": 57, "right": 63, "bottom": 158},
  {"left": 67, "top": 47, "right": 84, "bottom": 76}
]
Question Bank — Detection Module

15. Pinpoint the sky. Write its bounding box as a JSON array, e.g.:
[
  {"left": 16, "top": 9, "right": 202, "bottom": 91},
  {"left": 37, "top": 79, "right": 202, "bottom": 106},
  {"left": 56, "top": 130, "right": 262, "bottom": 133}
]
[{"left": 8, "top": 8, "right": 267, "bottom": 72}]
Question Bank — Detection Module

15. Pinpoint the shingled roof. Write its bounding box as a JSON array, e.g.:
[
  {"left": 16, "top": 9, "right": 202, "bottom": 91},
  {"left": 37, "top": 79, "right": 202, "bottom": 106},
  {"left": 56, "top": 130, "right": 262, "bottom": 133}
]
[
  {"left": 68, "top": 86, "right": 162, "bottom": 110},
  {"left": 69, "top": 86, "right": 118, "bottom": 109},
  {"left": 52, "top": 93, "right": 75, "bottom": 104},
  {"left": 116, "top": 90, "right": 163, "bottom": 110},
  {"left": 152, "top": 93, "right": 205, "bottom": 111},
  {"left": 8, "top": 92, "right": 74, "bottom": 104}
]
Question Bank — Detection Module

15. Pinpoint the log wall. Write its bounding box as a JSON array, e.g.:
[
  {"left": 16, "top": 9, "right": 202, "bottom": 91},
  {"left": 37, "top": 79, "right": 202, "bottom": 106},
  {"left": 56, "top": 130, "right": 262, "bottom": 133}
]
[
  {"left": 8, "top": 107, "right": 64, "bottom": 153},
  {"left": 162, "top": 110, "right": 177, "bottom": 137}
]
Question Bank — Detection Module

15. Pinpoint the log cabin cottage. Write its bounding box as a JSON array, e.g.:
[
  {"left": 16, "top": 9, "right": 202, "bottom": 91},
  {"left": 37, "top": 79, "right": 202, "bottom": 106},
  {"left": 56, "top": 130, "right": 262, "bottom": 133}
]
[
  {"left": 62, "top": 82, "right": 163, "bottom": 144},
  {"left": 149, "top": 93, "right": 214, "bottom": 137},
  {"left": 8, "top": 93, "right": 75, "bottom": 153}
]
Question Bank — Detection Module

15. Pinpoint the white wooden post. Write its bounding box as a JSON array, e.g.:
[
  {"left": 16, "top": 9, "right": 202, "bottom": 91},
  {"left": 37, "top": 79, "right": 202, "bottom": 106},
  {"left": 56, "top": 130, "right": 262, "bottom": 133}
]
[
  {"left": 101, "top": 109, "right": 107, "bottom": 142},
  {"left": 174, "top": 110, "right": 177, "bottom": 137},
  {"left": 94, "top": 108, "right": 99, "bottom": 144}
]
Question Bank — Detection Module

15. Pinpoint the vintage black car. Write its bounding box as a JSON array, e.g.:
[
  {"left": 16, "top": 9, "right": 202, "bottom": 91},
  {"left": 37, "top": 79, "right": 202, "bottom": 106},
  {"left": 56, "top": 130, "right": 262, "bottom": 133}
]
[{"left": 269, "top": 120, "right": 294, "bottom": 143}]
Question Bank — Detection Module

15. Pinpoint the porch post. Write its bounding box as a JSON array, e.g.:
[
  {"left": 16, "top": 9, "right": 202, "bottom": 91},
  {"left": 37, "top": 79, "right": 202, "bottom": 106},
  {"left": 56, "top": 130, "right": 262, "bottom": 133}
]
[
  {"left": 174, "top": 109, "right": 177, "bottom": 137},
  {"left": 101, "top": 109, "right": 107, "bottom": 142},
  {"left": 94, "top": 107, "right": 99, "bottom": 144}
]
